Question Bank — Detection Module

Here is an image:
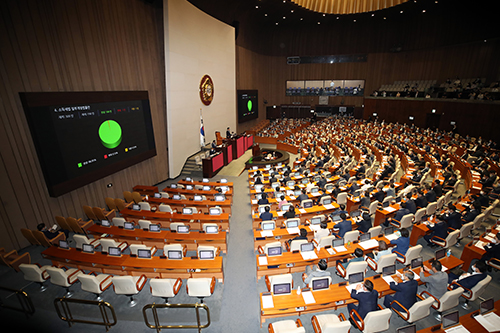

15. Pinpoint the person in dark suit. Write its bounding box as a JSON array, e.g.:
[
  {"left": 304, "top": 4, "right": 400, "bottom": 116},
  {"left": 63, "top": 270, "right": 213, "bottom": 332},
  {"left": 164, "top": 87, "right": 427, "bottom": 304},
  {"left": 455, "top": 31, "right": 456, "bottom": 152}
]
[
  {"left": 348, "top": 280, "right": 379, "bottom": 322},
  {"left": 425, "top": 184, "right": 437, "bottom": 203},
  {"left": 383, "top": 202, "right": 410, "bottom": 227},
  {"left": 359, "top": 193, "right": 371, "bottom": 211},
  {"left": 357, "top": 212, "right": 372, "bottom": 234},
  {"left": 254, "top": 177, "right": 263, "bottom": 185},
  {"left": 444, "top": 203, "right": 462, "bottom": 230},
  {"left": 391, "top": 228, "right": 410, "bottom": 258},
  {"left": 373, "top": 188, "right": 385, "bottom": 203},
  {"left": 288, "top": 228, "right": 308, "bottom": 245},
  {"left": 317, "top": 175, "right": 327, "bottom": 190},
  {"left": 297, "top": 189, "right": 309, "bottom": 203},
  {"left": 423, "top": 214, "right": 449, "bottom": 247},
  {"left": 259, "top": 205, "right": 273, "bottom": 221},
  {"left": 226, "top": 127, "right": 232, "bottom": 139},
  {"left": 461, "top": 202, "right": 481, "bottom": 223},
  {"left": 257, "top": 192, "right": 269, "bottom": 205},
  {"left": 405, "top": 193, "right": 417, "bottom": 214},
  {"left": 384, "top": 270, "right": 419, "bottom": 312},
  {"left": 283, "top": 205, "right": 296, "bottom": 219},
  {"left": 433, "top": 180, "right": 443, "bottom": 198},
  {"left": 415, "top": 191, "right": 428, "bottom": 208},
  {"left": 349, "top": 181, "right": 360, "bottom": 195},
  {"left": 332, "top": 213, "right": 352, "bottom": 238},
  {"left": 482, "top": 233, "right": 500, "bottom": 264},
  {"left": 448, "top": 260, "right": 488, "bottom": 289}
]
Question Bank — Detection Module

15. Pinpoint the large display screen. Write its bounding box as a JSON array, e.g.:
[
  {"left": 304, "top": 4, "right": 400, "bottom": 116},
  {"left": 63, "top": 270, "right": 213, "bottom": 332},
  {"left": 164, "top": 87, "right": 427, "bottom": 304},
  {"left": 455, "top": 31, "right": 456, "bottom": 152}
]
[
  {"left": 237, "top": 90, "right": 258, "bottom": 123},
  {"left": 20, "top": 91, "right": 156, "bottom": 197}
]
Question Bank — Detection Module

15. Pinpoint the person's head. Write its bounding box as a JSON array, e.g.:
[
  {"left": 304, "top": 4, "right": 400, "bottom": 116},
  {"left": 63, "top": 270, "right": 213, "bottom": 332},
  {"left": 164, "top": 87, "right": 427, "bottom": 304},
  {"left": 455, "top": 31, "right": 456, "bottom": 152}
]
[
  {"left": 431, "top": 259, "right": 442, "bottom": 272},
  {"left": 400, "top": 228, "right": 409, "bottom": 238},
  {"left": 299, "top": 228, "right": 308, "bottom": 237},
  {"left": 404, "top": 270, "right": 415, "bottom": 281},
  {"left": 261, "top": 192, "right": 267, "bottom": 199},
  {"left": 400, "top": 202, "right": 407, "bottom": 209},
  {"left": 37, "top": 223, "right": 46, "bottom": 231},
  {"left": 302, "top": 189, "right": 307, "bottom": 195},
  {"left": 318, "top": 259, "right": 328, "bottom": 271},
  {"left": 340, "top": 212, "right": 347, "bottom": 220},
  {"left": 406, "top": 193, "right": 412, "bottom": 200},
  {"left": 354, "top": 248, "right": 363, "bottom": 258},
  {"left": 264, "top": 205, "right": 270, "bottom": 212},
  {"left": 362, "top": 212, "right": 370, "bottom": 221},
  {"left": 320, "top": 222, "right": 327, "bottom": 229},
  {"left": 339, "top": 204, "right": 345, "bottom": 211},
  {"left": 280, "top": 195, "right": 285, "bottom": 201},
  {"left": 448, "top": 203, "right": 456, "bottom": 211},
  {"left": 363, "top": 279, "right": 374, "bottom": 292},
  {"left": 289, "top": 205, "right": 295, "bottom": 212},
  {"left": 378, "top": 240, "right": 387, "bottom": 251},
  {"left": 472, "top": 260, "right": 486, "bottom": 273}
]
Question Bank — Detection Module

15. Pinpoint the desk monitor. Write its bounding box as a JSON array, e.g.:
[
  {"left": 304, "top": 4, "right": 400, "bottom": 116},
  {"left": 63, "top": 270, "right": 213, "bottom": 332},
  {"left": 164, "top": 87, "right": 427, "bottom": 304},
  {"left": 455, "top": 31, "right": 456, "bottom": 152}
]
[
  {"left": 273, "top": 283, "right": 291, "bottom": 295},
  {"left": 275, "top": 191, "right": 284, "bottom": 199},
  {"left": 203, "top": 178, "right": 209, "bottom": 183},
  {"left": 255, "top": 194, "right": 262, "bottom": 200},
  {"left": 205, "top": 225, "right": 218, "bottom": 234},
  {"left": 59, "top": 240, "right": 69, "bottom": 250},
  {"left": 220, "top": 186, "right": 229, "bottom": 192},
  {"left": 435, "top": 248, "right": 446, "bottom": 260},
  {"left": 411, "top": 257, "right": 423, "bottom": 269},
  {"left": 149, "top": 224, "right": 161, "bottom": 232},
  {"left": 441, "top": 310, "right": 459, "bottom": 329},
  {"left": 271, "top": 183, "right": 279, "bottom": 190},
  {"left": 182, "top": 207, "right": 194, "bottom": 215},
  {"left": 325, "top": 184, "right": 334, "bottom": 191},
  {"left": 193, "top": 195, "right": 203, "bottom": 201},
  {"left": 267, "top": 246, "right": 282, "bottom": 256},
  {"left": 185, "top": 177, "right": 192, "bottom": 182},
  {"left": 132, "top": 204, "right": 141, "bottom": 211},
  {"left": 221, "top": 178, "right": 227, "bottom": 183},
  {"left": 301, "top": 178, "right": 308, "bottom": 184},
  {"left": 384, "top": 226, "right": 394, "bottom": 235},
  {"left": 359, "top": 233, "right": 371, "bottom": 242},
  {"left": 186, "top": 185, "right": 193, "bottom": 190},
  {"left": 101, "top": 219, "right": 111, "bottom": 227},
  {"left": 303, "top": 201, "right": 313, "bottom": 208},
  {"left": 397, "top": 324, "right": 416, "bottom": 333},
  {"left": 383, "top": 201, "right": 390, "bottom": 208},
  {"left": 286, "top": 219, "right": 299, "bottom": 228},
  {"left": 258, "top": 206, "right": 268, "bottom": 214},
  {"left": 313, "top": 176, "right": 320, "bottom": 182},
  {"left": 168, "top": 250, "right": 183, "bottom": 259},
  {"left": 172, "top": 194, "right": 181, "bottom": 200},
  {"left": 287, "top": 181, "right": 295, "bottom": 187},
  {"left": 153, "top": 192, "right": 161, "bottom": 198},
  {"left": 124, "top": 222, "right": 134, "bottom": 230},
  {"left": 255, "top": 185, "right": 264, "bottom": 192},
  {"left": 294, "top": 172, "right": 300, "bottom": 177},
  {"left": 203, "top": 185, "right": 211, "bottom": 191},
  {"left": 349, "top": 272, "right": 364, "bottom": 284},
  {"left": 300, "top": 242, "right": 314, "bottom": 252},
  {"left": 170, "top": 183, "right": 177, "bottom": 189},
  {"left": 332, "top": 214, "right": 342, "bottom": 222},
  {"left": 82, "top": 244, "right": 94, "bottom": 254},
  {"left": 332, "top": 238, "right": 344, "bottom": 247},
  {"left": 137, "top": 249, "right": 151, "bottom": 259},
  {"left": 108, "top": 247, "right": 121, "bottom": 257},
  {"left": 480, "top": 298, "right": 494, "bottom": 314},
  {"left": 177, "top": 225, "right": 190, "bottom": 233},
  {"left": 310, "top": 216, "right": 322, "bottom": 225},
  {"left": 382, "top": 264, "right": 396, "bottom": 277},
  {"left": 350, "top": 210, "right": 361, "bottom": 218},
  {"left": 262, "top": 222, "right": 275, "bottom": 231},
  {"left": 322, "top": 197, "right": 332, "bottom": 205},
  {"left": 215, "top": 194, "right": 225, "bottom": 202},
  {"left": 294, "top": 190, "right": 301, "bottom": 196},
  {"left": 199, "top": 249, "right": 215, "bottom": 259},
  {"left": 281, "top": 204, "right": 291, "bottom": 212},
  {"left": 312, "top": 277, "right": 330, "bottom": 291},
  {"left": 209, "top": 208, "right": 221, "bottom": 215}
]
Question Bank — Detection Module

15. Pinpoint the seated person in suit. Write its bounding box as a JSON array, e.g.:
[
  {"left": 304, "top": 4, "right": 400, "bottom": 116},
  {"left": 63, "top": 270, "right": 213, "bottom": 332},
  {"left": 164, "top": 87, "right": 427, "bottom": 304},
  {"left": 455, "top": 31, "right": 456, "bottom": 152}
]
[
  {"left": 317, "top": 175, "right": 327, "bottom": 190},
  {"left": 302, "top": 259, "right": 330, "bottom": 287},
  {"left": 297, "top": 189, "right": 309, "bottom": 203},
  {"left": 391, "top": 228, "right": 410, "bottom": 258},
  {"left": 461, "top": 201, "right": 481, "bottom": 223},
  {"left": 479, "top": 233, "right": 500, "bottom": 271},
  {"left": 420, "top": 259, "right": 449, "bottom": 300},
  {"left": 356, "top": 212, "right": 372, "bottom": 234},
  {"left": 359, "top": 192, "right": 371, "bottom": 211},
  {"left": 384, "top": 202, "right": 410, "bottom": 227},
  {"left": 347, "top": 280, "right": 379, "bottom": 322},
  {"left": 411, "top": 170, "right": 423, "bottom": 184},
  {"left": 288, "top": 228, "right": 308, "bottom": 245},
  {"left": 373, "top": 187, "right": 386, "bottom": 203},
  {"left": 425, "top": 184, "right": 437, "bottom": 203},
  {"left": 448, "top": 260, "right": 488, "bottom": 289},
  {"left": 259, "top": 205, "right": 273, "bottom": 221},
  {"left": 349, "top": 181, "right": 360, "bottom": 196},
  {"left": 314, "top": 222, "right": 330, "bottom": 241},
  {"left": 257, "top": 192, "right": 269, "bottom": 205},
  {"left": 283, "top": 205, "right": 296, "bottom": 219},
  {"left": 211, "top": 140, "right": 217, "bottom": 149},
  {"left": 384, "top": 270, "right": 418, "bottom": 312},
  {"left": 415, "top": 190, "right": 428, "bottom": 208},
  {"left": 405, "top": 193, "right": 417, "bottom": 214},
  {"left": 37, "top": 222, "right": 69, "bottom": 240},
  {"left": 254, "top": 176, "right": 263, "bottom": 185},
  {"left": 433, "top": 180, "right": 443, "bottom": 198},
  {"left": 339, "top": 247, "right": 364, "bottom": 270},
  {"left": 423, "top": 214, "right": 449, "bottom": 247},
  {"left": 444, "top": 203, "right": 462, "bottom": 230},
  {"left": 372, "top": 241, "right": 392, "bottom": 262},
  {"left": 385, "top": 183, "right": 396, "bottom": 199},
  {"left": 332, "top": 213, "right": 352, "bottom": 238},
  {"left": 330, "top": 204, "right": 348, "bottom": 217}
]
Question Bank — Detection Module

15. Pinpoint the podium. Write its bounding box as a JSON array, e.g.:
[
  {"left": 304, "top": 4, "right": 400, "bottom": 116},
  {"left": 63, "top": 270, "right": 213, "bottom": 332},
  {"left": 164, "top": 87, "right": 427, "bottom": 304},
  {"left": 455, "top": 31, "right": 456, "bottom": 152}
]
[{"left": 202, "top": 153, "right": 224, "bottom": 178}]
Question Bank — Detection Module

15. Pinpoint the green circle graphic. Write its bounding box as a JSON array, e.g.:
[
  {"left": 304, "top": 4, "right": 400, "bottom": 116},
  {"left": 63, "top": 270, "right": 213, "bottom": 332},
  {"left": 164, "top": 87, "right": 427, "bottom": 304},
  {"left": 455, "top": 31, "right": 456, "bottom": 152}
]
[
  {"left": 247, "top": 100, "right": 253, "bottom": 112},
  {"left": 99, "top": 120, "right": 122, "bottom": 149}
]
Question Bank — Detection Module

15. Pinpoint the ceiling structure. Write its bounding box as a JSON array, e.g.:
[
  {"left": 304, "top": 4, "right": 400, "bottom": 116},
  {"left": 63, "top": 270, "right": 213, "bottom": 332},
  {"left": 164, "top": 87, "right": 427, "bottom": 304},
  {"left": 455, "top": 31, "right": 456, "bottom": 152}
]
[{"left": 290, "top": 0, "right": 409, "bottom": 15}]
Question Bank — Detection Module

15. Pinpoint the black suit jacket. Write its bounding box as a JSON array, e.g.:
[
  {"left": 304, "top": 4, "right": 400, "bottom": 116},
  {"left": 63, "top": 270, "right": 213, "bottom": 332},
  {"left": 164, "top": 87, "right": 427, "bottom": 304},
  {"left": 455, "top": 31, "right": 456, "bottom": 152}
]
[
  {"left": 388, "top": 280, "right": 418, "bottom": 312},
  {"left": 351, "top": 289, "right": 379, "bottom": 319}
]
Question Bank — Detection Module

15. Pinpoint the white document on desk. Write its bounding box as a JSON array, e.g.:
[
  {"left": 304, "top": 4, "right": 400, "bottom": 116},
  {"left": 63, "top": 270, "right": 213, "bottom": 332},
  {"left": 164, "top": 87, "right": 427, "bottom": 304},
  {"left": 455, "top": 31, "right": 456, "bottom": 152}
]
[
  {"left": 260, "top": 230, "right": 274, "bottom": 238},
  {"left": 310, "top": 224, "right": 321, "bottom": 231},
  {"left": 258, "top": 256, "right": 268, "bottom": 266},
  {"left": 474, "top": 312, "right": 500, "bottom": 332},
  {"left": 287, "top": 227, "right": 300, "bottom": 235},
  {"left": 302, "top": 291, "right": 316, "bottom": 304},
  {"left": 360, "top": 239, "right": 379, "bottom": 250},
  {"left": 383, "top": 276, "right": 396, "bottom": 285},
  {"left": 475, "top": 241, "right": 487, "bottom": 250},
  {"left": 261, "top": 294, "right": 274, "bottom": 309},
  {"left": 323, "top": 204, "right": 335, "bottom": 210},
  {"left": 444, "top": 325, "right": 471, "bottom": 333},
  {"left": 384, "top": 207, "right": 397, "bottom": 213},
  {"left": 345, "top": 283, "right": 363, "bottom": 293},
  {"left": 311, "top": 192, "right": 320, "bottom": 197},
  {"left": 277, "top": 211, "right": 285, "bottom": 217},
  {"left": 334, "top": 245, "right": 347, "bottom": 253},
  {"left": 298, "top": 208, "right": 307, "bottom": 214},
  {"left": 385, "top": 234, "right": 399, "bottom": 241},
  {"left": 301, "top": 251, "right": 318, "bottom": 260},
  {"left": 252, "top": 199, "right": 258, "bottom": 204}
]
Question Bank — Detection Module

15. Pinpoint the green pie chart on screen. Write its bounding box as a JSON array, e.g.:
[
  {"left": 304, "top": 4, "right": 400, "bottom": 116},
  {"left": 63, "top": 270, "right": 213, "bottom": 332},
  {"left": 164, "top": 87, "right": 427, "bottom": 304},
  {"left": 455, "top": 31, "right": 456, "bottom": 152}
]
[
  {"left": 99, "top": 120, "right": 122, "bottom": 149},
  {"left": 247, "top": 100, "right": 252, "bottom": 112}
]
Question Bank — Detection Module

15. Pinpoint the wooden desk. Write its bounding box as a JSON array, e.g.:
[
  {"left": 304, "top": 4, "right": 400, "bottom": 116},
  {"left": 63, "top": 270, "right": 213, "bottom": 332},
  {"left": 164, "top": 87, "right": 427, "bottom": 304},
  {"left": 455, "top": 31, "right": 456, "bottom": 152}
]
[
  {"left": 42, "top": 246, "right": 224, "bottom": 281},
  {"left": 133, "top": 185, "right": 159, "bottom": 195},
  {"left": 87, "top": 225, "right": 228, "bottom": 253},
  {"left": 252, "top": 203, "right": 340, "bottom": 228},
  {"left": 259, "top": 256, "right": 463, "bottom": 327},
  {"left": 163, "top": 186, "right": 233, "bottom": 197},
  {"left": 146, "top": 197, "right": 232, "bottom": 214},
  {"left": 418, "top": 299, "right": 500, "bottom": 333},
  {"left": 178, "top": 179, "right": 233, "bottom": 188}
]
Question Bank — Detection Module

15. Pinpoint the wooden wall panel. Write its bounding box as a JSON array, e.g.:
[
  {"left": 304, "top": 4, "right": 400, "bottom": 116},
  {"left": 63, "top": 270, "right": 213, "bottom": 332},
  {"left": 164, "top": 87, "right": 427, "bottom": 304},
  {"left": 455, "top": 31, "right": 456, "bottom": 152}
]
[{"left": 0, "top": 0, "right": 167, "bottom": 251}]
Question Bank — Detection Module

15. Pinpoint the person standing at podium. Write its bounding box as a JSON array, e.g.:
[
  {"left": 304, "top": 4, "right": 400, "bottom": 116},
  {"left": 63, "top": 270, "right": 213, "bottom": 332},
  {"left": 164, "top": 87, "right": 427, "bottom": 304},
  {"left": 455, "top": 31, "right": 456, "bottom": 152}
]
[{"left": 226, "top": 127, "right": 232, "bottom": 139}]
